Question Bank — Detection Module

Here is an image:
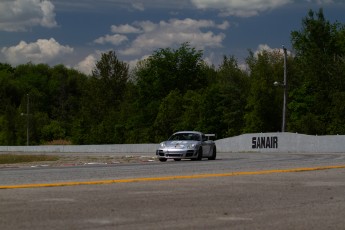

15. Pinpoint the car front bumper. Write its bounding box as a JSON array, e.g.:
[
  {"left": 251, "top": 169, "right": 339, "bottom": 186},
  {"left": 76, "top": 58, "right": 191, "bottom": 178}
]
[{"left": 156, "top": 148, "right": 198, "bottom": 159}]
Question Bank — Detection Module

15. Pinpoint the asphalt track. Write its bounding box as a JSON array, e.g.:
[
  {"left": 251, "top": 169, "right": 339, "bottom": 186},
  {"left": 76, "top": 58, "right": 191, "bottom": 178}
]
[{"left": 1, "top": 152, "right": 345, "bottom": 229}]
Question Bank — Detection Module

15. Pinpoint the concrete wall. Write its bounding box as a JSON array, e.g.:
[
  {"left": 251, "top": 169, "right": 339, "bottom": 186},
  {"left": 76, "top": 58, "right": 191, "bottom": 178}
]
[
  {"left": 0, "top": 144, "right": 158, "bottom": 155},
  {"left": 1, "top": 132, "right": 345, "bottom": 154},
  {"left": 215, "top": 132, "right": 345, "bottom": 153}
]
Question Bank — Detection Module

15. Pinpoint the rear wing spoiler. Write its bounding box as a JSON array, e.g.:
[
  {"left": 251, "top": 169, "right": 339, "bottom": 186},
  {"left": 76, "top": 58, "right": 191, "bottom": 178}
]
[{"left": 205, "top": 134, "right": 216, "bottom": 141}]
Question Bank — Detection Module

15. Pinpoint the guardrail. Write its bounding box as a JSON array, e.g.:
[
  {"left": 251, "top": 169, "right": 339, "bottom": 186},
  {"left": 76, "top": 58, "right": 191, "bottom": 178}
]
[{"left": 1, "top": 132, "right": 345, "bottom": 154}]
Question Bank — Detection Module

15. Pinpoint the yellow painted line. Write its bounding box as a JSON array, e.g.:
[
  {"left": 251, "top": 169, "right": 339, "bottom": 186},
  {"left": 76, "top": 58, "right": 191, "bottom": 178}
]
[{"left": 1, "top": 165, "right": 345, "bottom": 189}]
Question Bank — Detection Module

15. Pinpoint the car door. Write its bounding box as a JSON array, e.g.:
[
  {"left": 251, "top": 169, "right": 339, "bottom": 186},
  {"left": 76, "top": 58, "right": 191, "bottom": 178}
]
[{"left": 201, "top": 134, "right": 211, "bottom": 156}]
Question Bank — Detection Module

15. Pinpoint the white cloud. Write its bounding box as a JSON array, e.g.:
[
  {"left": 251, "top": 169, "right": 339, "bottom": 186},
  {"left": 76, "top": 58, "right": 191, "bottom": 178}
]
[
  {"left": 83, "top": 16, "right": 230, "bottom": 74},
  {"left": 39, "top": 0, "right": 57, "bottom": 27},
  {"left": 94, "top": 34, "right": 128, "bottom": 45},
  {"left": 217, "top": 21, "right": 230, "bottom": 30},
  {"left": 54, "top": 0, "right": 194, "bottom": 12},
  {"left": 111, "top": 24, "right": 142, "bottom": 34},
  {"left": 113, "top": 18, "right": 228, "bottom": 56},
  {"left": 1, "top": 38, "right": 73, "bottom": 65},
  {"left": 190, "top": 0, "right": 292, "bottom": 17},
  {"left": 0, "top": 0, "right": 57, "bottom": 32},
  {"left": 75, "top": 54, "right": 98, "bottom": 75},
  {"left": 254, "top": 44, "right": 292, "bottom": 57},
  {"left": 131, "top": 2, "right": 145, "bottom": 11},
  {"left": 256, "top": 44, "right": 275, "bottom": 54},
  {"left": 306, "top": 0, "right": 334, "bottom": 3},
  {"left": 127, "top": 55, "right": 150, "bottom": 70}
]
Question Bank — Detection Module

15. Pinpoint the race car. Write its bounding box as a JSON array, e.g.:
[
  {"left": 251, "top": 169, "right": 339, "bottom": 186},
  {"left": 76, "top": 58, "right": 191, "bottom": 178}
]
[{"left": 156, "top": 131, "right": 216, "bottom": 162}]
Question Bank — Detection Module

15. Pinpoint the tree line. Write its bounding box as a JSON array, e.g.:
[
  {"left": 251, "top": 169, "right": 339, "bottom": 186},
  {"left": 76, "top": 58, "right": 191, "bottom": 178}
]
[{"left": 1, "top": 9, "right": 345, "bottom": 145}]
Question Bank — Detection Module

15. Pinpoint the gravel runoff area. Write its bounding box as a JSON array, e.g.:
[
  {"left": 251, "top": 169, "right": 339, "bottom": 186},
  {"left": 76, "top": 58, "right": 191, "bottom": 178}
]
[{"left": 0, "top": 152, "right": 158, "bottom": 168}]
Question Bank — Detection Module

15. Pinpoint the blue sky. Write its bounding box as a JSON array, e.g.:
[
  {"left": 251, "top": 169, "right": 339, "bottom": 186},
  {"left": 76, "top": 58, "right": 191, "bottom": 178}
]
[{"left": 0, "top": 0, "right": 344, "bottom": 75}]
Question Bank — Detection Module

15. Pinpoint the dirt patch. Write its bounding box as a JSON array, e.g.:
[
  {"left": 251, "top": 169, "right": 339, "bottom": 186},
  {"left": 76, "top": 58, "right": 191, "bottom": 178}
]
[{"left": 0, "top": 154, "right": 158, "bottom": 168}]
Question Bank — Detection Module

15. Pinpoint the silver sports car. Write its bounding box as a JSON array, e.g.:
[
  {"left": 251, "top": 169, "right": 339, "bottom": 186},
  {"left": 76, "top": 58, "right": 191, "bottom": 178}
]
[{"left": 156, "top": 131, "right": 216, "bottom": 162}]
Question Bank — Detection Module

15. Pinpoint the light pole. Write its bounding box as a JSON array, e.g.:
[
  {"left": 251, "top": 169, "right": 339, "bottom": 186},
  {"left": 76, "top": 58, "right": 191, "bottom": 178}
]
[
  {"left": 282, "top": 46, "right": 287, "bottom": 132},
  {"left": 274, "top": 46, "right": 288, "bottom": 132},
  {"left": 26, "top": 94, "right": 29, "bottom": 145},
  {"left": 21, "top": 94, "right": 30, "bottom": 146}
]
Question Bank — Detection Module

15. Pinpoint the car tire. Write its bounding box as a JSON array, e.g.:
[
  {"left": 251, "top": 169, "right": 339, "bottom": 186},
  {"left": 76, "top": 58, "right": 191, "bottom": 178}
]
[
  {"left": 174, "top": 159, "right": 181, "bottom": 161},
  {"left": 208, "top": 146, "right": 217, "bottom": 160},
  {"left": 196, "top": 148, "right": 203, "bottom": 161},
  {"left": 159, "top": 158, "right": 167, "bottom": 162}
]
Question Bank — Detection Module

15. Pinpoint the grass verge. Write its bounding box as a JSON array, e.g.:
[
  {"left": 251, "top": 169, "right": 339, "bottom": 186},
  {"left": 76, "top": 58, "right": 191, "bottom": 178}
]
[{"left": 0, "top": 154, "right": 59, "bottom": 164}]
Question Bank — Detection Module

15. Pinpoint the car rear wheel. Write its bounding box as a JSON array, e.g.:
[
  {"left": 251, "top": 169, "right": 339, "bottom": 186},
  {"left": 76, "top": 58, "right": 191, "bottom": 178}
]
[
  {"left": 159, "top": 158, "right": 167, "bottom": 162},
  {"left": 196, "top": 148, "right": 203, "bottom": 161},
  {"left": 208, "top": 146, "right": 217, "bottom": 160}
]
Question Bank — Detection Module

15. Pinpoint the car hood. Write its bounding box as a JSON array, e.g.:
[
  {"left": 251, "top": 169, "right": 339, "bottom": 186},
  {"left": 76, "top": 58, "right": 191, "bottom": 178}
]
[{"left": 164, "top": 140, "right": 198, "bottom": 149}]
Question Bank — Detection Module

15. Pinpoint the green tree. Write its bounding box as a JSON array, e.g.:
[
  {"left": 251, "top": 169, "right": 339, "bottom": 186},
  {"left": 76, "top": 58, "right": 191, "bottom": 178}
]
[
  {"left": 176, "top": 90, "right": 204, "bottom": 133},
  {"left": 0, "top": 66, "right": 20, "bottom": 145},
  {"left": 216, "top": 55, "right": 249, "bottom": 137},
  {"left": 92, "top": 50, "right": 129, "bottom": 106},
  {"left": 73, "top": 50, "right": 129, "bottom": 144},
  {"left": 41, "top": 120, "right": 66, "bottom": 142},
  {"left": 135, "top": 43, "right": 207, "bottom": 102},
  {"left": 133, "top": 43, "right": 208, "bottom": 142},
  {"left": 290, "top": 8, "right": 345, "bottom": 134},
  {"left": 244, "top": 50, "right": 285, "bottom": 133},
  {"left": 153, "top": 89, "right": 184, "bottom": 141}
]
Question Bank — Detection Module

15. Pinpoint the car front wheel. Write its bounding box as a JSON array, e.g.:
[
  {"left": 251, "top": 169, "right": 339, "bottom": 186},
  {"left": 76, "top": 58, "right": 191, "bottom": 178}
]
[
  {"left": 159, "top": 158, "right": 167, "bottom": 162},
  {"left": 196, "top": 148, "right": 203, "bottom": 161}
]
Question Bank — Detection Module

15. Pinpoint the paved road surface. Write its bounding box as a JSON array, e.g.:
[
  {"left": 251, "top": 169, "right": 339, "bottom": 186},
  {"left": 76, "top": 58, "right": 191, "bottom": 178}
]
[{"left": 1, "top": 152, "right": 345, "bottom": 229}]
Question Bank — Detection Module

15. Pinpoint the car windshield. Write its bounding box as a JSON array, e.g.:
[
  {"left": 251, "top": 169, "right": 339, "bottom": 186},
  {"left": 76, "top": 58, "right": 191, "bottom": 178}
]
[{"left": 169, "top": 133, "right": 200, "bottom": 141}]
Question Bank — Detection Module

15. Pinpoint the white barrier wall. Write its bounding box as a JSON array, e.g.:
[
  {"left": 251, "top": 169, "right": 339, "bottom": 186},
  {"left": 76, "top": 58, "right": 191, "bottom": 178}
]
[
  {"left": 0, "top": 144, "right": 158, "bottom": 155},
  {"left": 215, "top": 132, "right": 345, "bottom": 153},
  {"left": 1, "top": 133, "right": 345, "bottom": 154}
]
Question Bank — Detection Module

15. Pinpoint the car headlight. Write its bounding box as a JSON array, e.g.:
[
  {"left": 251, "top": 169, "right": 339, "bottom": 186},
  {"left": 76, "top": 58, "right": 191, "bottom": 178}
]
[
  {"left": 187, "top": 143, "right": 196, "bottom": 149},
  {"left": 160, "top": 142, "right": 166, "bottom": 148}
]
